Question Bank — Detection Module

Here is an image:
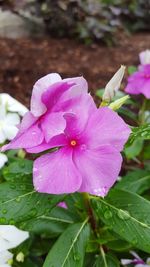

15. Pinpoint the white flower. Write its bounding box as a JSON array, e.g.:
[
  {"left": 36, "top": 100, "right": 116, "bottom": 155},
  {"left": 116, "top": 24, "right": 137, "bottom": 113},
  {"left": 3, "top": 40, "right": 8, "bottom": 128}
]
[
  {"left": 0, "top": 153, "right": 8, "bottom": 169},
  {"left": 0, "top": 94, "right": 28, "bottom": 144},
  {"left": 0, "top": 250, "right": 13, "bottom": 267},
  {"left": 102, "top": 65, "right": 126, "bottom": 103},
  {"left": 139, "top": 50, "right": 150, "bottom": 65},
  {"left": 0, "top": 225, "right": 29, "bottom": 252},
  {"left": 0, "top": 94, "right": 28, "bottom": 117}
]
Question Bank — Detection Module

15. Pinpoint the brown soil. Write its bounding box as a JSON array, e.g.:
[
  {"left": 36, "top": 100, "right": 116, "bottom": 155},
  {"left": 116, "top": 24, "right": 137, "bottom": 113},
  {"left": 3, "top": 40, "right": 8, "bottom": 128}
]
[{"left": 0, "top": 33, "right": 150, "bottom": 107}]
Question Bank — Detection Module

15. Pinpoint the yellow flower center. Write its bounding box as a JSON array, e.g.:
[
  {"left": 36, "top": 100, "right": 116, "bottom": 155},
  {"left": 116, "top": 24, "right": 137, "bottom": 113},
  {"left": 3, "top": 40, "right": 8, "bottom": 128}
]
[{"left": 70, "top": 140, "right": 77, "bottom": 146}]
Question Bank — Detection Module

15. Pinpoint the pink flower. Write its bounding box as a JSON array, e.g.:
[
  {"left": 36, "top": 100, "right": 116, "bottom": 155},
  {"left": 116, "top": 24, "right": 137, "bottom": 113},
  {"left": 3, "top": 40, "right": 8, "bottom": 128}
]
[
  {"left": 2, "top": 73, "right": 95, "bottom": 152},
  {"left": 139, "top": 50, "right": 150, "bottom": 65},
  {"left": 125, "top": 64, "right": 150, "bottom": 99},
  {"left": 33, "top": 106, "right": 130, "bottom": 196},
  {"left": 58, "top": 202, "right": 67, "bottom": 209},
  {"left": 2, "top": 73, "right": 130, "bottom": 197},
  {"left": 121, "top": 251, "right": 150, "bottom": 267}
]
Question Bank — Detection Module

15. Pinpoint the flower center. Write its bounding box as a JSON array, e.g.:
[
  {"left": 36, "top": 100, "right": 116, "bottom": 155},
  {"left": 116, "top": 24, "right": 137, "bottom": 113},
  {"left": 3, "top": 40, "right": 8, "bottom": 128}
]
[{"left": 70, "top": 140, "right": 77, "bottom": 146}]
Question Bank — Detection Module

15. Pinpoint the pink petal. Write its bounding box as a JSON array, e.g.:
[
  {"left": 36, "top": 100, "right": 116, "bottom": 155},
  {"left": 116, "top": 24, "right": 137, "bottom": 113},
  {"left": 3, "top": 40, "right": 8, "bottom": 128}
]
[
  {"left": 121, "top": 259, "right": 134, "bottom": 265},
  {"left": 2, "top": 123, "right": 44, "bottom": 151},
  {"left": 64, "top": 94, "right": 96, "bottom": 137},
  {"left": 33, "top": 147, "right": 82, "bottom": 194},
  {"left": 17, "top": 111, "right": 37, "bottom": 134},
  {"left": 58, "top": 202, "right": 67, "bottom": 209},
  {"left": 26, "top": 134, "right": 67, "bottom": 153},
  {"left": 41, "top": 112, "right": 66, "bottom": 142},
  {"left": 42, "top": 82, "right": 74, "bottom": 112},
  {"left": 61, "top": 76, "right": 88, "bottom": 98},
  {"left": 41, "top": 77, "right": 88, "bottom": 113},
  {"left": 82, "top": 107, "right": 131, "bottom": 151},
  {"left": 31, "top": 73, "right": 62, "bottom": 117},
  {"left": 73, "top": 145, "right": 122, "bottom": 196},
  {"left": 26, "top": 141, "right": 51, "bottom": 153},
  {"left": 125, "top": 75, "right": 146, "bottom": 95},
  {"left": 125, "top": 65, "right": 150, "bottom": 98},
  {"left": 141, "top": 80, "right": 150, "bottom": 99}
]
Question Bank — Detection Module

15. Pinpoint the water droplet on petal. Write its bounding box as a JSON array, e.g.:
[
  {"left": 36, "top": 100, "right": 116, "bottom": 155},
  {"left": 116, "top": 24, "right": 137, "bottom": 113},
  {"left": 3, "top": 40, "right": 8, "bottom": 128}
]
[
  {"left": 80, "top": 144, "right": 87, "bottom": 151},
  {"left": 33, "top": 167, "right": 38, "bottom": 172},
  {"left": 93, "top": 187, "right": 108, "bottom": 197},
  {"left": 37, "top": 175, "right": 42, "bottom": 181}
]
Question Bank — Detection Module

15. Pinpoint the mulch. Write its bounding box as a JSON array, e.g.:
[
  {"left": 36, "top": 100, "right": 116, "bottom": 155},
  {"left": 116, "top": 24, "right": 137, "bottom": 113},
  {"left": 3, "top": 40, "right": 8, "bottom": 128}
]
[{"left": 0, "top": 33, "right": 150, "bottom": 107}]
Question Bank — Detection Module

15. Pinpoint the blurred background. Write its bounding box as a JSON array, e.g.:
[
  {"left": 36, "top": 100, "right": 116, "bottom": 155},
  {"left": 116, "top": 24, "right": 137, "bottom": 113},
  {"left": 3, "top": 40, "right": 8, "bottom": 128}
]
[{"left": 0, "top": 0, "right": 150, "bottom": 107}]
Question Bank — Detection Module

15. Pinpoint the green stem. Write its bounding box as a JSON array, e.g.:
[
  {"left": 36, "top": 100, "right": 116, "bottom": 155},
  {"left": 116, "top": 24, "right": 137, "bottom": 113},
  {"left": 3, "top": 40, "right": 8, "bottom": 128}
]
[
  {"left": 82, "top": 192, "right": 97, "bottom": 235},
  {"left": 84, "top": 194, "right": 109, "bottom": 262},
  {"left": 100, "top": 246, "right": 107, "bottom": 267},
  {"left": 139, "top": 99, "right": 147, "bottom": 125}
]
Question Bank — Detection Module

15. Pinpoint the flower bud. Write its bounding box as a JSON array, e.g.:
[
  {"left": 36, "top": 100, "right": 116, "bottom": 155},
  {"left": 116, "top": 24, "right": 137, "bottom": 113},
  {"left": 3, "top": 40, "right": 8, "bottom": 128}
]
[
  {"left": 102, "top": 65, "right": 126, "bottom": 103},
  {"left": 16, "top": 252, "right": 25, "bottom": 263},
  {"left": 109, "top": 95, "right": 130, "bottom": 111}
]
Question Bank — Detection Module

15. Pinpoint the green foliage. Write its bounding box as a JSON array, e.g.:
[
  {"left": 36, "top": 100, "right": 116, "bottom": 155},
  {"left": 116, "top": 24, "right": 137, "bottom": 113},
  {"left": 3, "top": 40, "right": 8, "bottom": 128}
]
[
  {"left": 3, "top": 0, "right": 150, "bottom": 44},
  {"left": 128, "top": 124, "right": 150, "bottom": 144},
  {"left": 0, "top": 63, "right": 150, "bottom": 266},
  {"left": 116, "top": 169, "right": 150, "bottom": 195},
  {"left": 0, "top": 177, "right": 64, "bottom": 226},
  {"left": 0, "top": 121, "right": 150, "bottom": 266},
  {"left": 43, "top": 220, "right": 90, "bottom": 267},
  {"left": 92, "top": 189, "right": 150, "bottom": 253},
  {"left": 124, "top": 138, "right": 144, "bottom": 159},
  {"left": 94, "top": 253, "right": 120, "bottom": 267},
  {"left": 38, "top": 0, "right": 150, "bottom": 43},
  {"left": 128, "top": 65, "right": 137, "bottom": 75}
]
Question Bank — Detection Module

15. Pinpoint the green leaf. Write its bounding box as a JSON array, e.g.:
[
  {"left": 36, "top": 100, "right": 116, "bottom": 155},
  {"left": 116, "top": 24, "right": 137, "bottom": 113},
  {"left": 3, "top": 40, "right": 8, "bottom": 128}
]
[
  {"left": 96, "top": 228, "right": 131, "bottom": 251},
  {"left": 84, "top": 253, "right": 96, "bottom": 267},
  {"left": 107, "top": 239, "right": 131, "bottom": 251},
  {"left": 94, "top": 253, "right": 120, "bottom": 267},
  {"left": 142, "top": 142, "right": 150, "bottom": 160},
  {"left": 14, "top": 258, "right": 40, "bottom": 267},
  {"left": 97, "top": 228, "right": 117, "bottom": 245},
  {"left": 129, "top": 124, "right": 150, "bottom": 144},
  {"left": 96, "top": 89, "right": 105, "bottom": 99},
  {"left": 115, "top": 169, "right": 150, "bottom": 194},
  {"left": 118, "top": 107, "right": 138, "bottom": 123},
  {"left": 0, "top": 179, "right": 64, "bottom": 226},
  {"left": 30, "top": 238, "right": 53, "bottom": 256},
  {"left": 128, "top": 65, "right": 137, "bottom": 75},
  {"left": 43, "top": 219, "right": 90, "bottom": 267},
  {"left": 22, "top": 206, "right": 75, "bottom": 236},
  {"left": 124, "top": 139, "right": 144, "bottom": 159},
  {"left": 92, "top": 189, "right": 150, "bottom": 253},
  {"left": 2, "top": 159, "right": 33, "bottom": 181}
]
